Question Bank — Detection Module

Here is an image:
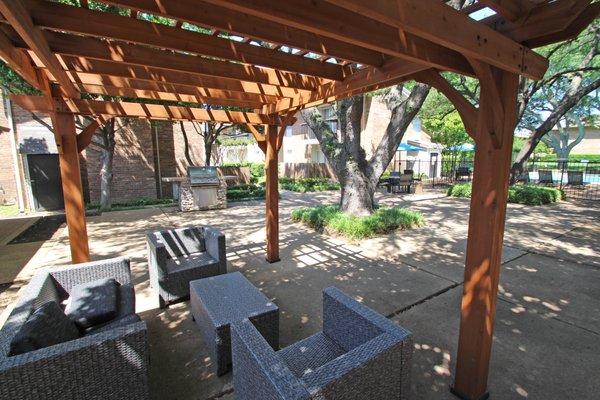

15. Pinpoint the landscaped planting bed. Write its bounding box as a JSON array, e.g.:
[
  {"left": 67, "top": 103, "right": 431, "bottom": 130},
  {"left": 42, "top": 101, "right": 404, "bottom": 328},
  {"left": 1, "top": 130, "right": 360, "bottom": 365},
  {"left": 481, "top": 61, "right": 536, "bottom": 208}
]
[
  {"left": 291, "top": 205, "right": 424, "bottom": 240},
  {"left": 279, "top": 177, "right": 340, "bottom": 192},
  {"left": 447, "top": 183, "right": 563, "bottom": 205},
  {"left": 226, "top": 184, "right": 266, "bottom": 201}
]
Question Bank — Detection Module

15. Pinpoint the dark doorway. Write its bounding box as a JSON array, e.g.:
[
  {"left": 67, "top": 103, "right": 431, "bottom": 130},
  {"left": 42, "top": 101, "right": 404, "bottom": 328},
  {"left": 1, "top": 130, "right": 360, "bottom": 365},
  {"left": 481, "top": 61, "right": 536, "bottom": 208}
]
[
  {"left": 429, "top": 152, "right": 439, "bottom": 179},
  {"left": 27, "top": 154, "right": 64, "bottom": 211}
]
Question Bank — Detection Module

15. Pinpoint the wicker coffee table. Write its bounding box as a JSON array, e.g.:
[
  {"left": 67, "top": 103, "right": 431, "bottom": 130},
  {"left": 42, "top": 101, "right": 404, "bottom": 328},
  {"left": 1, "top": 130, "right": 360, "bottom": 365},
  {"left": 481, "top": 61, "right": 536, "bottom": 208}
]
[{"left": 190, "top": 272, "right": 279, "bottom": 375}]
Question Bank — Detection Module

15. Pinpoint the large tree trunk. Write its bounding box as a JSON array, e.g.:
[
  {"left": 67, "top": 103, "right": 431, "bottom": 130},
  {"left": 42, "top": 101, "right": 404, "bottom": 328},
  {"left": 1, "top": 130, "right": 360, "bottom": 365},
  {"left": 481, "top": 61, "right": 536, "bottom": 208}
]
[
  {"left": 99, "top": 119, "right": 116, "bottom": 211},
  {"left": 339, "top": 161, "right": 375, "bottom": 216},
  {"left": 303, "top": 84, "right": 430, "bottom": 216}
]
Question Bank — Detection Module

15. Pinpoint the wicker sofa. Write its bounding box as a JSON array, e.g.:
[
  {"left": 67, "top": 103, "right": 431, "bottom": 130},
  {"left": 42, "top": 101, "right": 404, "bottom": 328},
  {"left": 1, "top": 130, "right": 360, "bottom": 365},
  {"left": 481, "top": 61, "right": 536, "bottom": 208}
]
[
  {"left": 231, "top": 287, "right": 413, "bottom": 400},
  {"left": 147, "top": 226, "right": 227, "bottom": 308},
  {"left": 0, "top": 257, "right": 149, "bottom": 400}
]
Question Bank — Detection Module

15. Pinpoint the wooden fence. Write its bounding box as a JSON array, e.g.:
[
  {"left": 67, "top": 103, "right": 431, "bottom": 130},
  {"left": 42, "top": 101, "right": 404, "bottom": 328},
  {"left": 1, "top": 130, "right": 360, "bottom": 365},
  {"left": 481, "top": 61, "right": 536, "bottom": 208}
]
[
  {"left": 218, "top": 166, "right": 251, "bottom": 185},
  {"left": 282, "top": 163, "right": 337, "bottom": 180}
]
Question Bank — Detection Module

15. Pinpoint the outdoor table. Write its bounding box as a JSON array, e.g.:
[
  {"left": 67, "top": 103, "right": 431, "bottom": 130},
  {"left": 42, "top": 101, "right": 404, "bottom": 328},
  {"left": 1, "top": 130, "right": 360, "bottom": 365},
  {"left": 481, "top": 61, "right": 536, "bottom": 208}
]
[{"left": 190, "top": 272, "right": 279, "bottom": 375}]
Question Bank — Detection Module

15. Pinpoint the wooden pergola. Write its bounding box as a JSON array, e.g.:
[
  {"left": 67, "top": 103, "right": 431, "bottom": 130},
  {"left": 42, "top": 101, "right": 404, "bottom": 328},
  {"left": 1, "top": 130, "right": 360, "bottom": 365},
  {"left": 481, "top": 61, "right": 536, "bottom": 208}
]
[{"left": 0, "top": 0, "right": 596, "bottom": 398}]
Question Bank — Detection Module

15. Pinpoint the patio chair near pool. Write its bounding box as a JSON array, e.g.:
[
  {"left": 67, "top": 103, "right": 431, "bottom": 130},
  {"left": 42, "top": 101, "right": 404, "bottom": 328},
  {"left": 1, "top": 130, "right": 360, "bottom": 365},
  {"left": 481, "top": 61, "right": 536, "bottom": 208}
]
[
  {"left": 567, "top": 170, "right": 584, "bottom": 186},
  {"left": 231, "top": 287, "right": 413, "bottom": 400},
  {"left": 538, "top": 169, "right": 554, "bottom": 185},
  {"left": 146, "top": 226, "right": 227, "bottom": 308}
]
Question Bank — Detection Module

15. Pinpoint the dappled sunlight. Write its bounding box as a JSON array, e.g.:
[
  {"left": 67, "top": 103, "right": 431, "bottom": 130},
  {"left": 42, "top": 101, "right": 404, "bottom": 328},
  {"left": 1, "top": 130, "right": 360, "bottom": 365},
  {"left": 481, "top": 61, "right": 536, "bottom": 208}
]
[{"left": 0, "top": 191, "right": 597, "bottom": 399}]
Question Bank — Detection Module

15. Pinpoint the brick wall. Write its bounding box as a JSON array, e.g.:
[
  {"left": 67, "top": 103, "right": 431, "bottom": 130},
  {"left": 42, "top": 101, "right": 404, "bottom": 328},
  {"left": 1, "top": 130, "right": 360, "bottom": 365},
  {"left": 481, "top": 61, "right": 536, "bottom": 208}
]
[
  {"left": 0, "top": 91, "right": 17, "bottom": 204},
  {"left": 83, "top": 118, "right": 158, "bottom": 204},
  {"left": 172, "top": 121, "right": 207, "bottom": 173}
]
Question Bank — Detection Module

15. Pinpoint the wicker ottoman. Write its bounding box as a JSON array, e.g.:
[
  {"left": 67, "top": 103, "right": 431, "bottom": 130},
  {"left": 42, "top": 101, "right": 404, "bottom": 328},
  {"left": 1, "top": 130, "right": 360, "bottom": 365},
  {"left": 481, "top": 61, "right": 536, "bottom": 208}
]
[{"left": 190, "top": 272, "right": 279, "bottom": 376}]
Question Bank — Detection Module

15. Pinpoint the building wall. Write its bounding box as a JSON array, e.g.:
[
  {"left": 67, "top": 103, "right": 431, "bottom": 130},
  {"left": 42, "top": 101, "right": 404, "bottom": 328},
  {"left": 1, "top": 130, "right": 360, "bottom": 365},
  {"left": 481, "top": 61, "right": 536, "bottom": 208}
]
[
  {"left": 282, "top": 95, "right": 436, "bottom": 167},
  {"left": 564, "top": 128, "right": 600, "bottom": 155},
  {"left": 83, "top": 118, "right": 158, "bottom": 204},
  {"left": 0, "top": 90, "right": 17, "bottom": 205}
]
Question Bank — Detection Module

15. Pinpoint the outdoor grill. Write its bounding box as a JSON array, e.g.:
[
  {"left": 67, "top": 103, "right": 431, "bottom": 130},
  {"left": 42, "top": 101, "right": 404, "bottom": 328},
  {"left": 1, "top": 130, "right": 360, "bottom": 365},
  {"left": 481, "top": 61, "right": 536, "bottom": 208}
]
[{"left": 188, "top": 166, "right": 219, "bottom": 186}]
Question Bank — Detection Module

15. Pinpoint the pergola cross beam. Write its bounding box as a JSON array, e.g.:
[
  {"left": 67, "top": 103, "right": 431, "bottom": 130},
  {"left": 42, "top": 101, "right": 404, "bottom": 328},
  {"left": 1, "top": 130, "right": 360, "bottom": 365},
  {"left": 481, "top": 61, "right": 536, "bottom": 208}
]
[
  {"left": 10, "top": 95, "right": 293, "bottom": 125},
  {"left": 0, "top": 0, "right": 79, "bottom": 97}
]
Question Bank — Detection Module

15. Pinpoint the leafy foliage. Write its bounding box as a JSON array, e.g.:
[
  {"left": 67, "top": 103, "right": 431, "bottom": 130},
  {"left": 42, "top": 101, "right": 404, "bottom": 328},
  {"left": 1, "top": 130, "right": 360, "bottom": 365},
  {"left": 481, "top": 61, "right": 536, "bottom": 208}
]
[
  {"left": 279, "top": 178, "right": 340, "bottom": 193},
  {"left": 447, "top": 183, "right": 563, "bottom": 205},
  {"left": 86, "top": 196, "right": 174, "bottom": 211},
  {"left": 218, "top": 137, "right": 253, "bottom": 147},
  {"left": 226, "top": 184, "right": 265, "bottom": 201},
  {"left": 291, "top": 205, "right": 424, "bottom": 240}
]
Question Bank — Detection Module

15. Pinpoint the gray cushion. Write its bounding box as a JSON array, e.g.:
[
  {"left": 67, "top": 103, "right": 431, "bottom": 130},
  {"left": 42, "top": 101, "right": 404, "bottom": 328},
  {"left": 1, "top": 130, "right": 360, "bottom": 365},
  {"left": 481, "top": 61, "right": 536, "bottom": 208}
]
[
  {"left": 9, "top": 301, "right": 80, "bottom": 356},
  {"left": 117, "top": 284, "right": 136, "bottom": 318},
  {"left": 65, "top": 278, "right": 119, "bottom": 329},
  {"left": 86, "top": 314, "right": 141, "bottom": 334}
]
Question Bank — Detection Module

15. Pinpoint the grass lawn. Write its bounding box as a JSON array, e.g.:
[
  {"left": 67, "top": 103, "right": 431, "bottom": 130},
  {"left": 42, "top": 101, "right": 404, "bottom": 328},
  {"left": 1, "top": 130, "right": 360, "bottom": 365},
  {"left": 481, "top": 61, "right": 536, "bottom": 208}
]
[
  {"left": 292, "top": 204, "right": 424, "bottom": 240},
  {"left": 0, "top": 204, "right": 19, "bottom": 217}
]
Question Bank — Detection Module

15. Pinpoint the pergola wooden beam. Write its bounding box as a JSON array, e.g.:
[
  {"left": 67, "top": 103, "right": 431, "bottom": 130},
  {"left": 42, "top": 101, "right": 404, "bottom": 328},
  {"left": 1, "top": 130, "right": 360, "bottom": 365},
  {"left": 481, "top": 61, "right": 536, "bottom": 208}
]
[
  {"left": 25, "top": 0, "right": 348, "bottom": 81},
  {"left": 75, "top": 83, "right": 265, "bottom": 109},
  {"left": 267, "top": 58, "right": 430, "bottom": 113},
  {"left": 493, "top": 0, "right": 593, "bottom": 45},
  {"left": 524, "top": 2, "right": 600, "bottom": 48},
  {"left": 202, "top": 0, "right": 476, "bottom": 76},
  {"left": 10, "top": 30, "right": 321, "bottom": 92},
  {"left": 478, "top": 0, "right": 534, "bottom": 21},
  {"left": 101, "top": 0, "right": 386, "bottom": 67},
  {"left": 58, "top": 57, "right": 303, "bottom": 100},
  {"left": 0, "top": 30, "right": 41, "bottom": 90},
  {"left": 66, "top": 72, "right": 276, "bottom": 105},
  {"left": 324, "top": 0, "right": 548, "bottom": 79},
  {"left": 10, "top": 94, "right": 293, "bottom": 125},
  {"left": 0, "top": 0, "right": 79, "bottom": 97}
]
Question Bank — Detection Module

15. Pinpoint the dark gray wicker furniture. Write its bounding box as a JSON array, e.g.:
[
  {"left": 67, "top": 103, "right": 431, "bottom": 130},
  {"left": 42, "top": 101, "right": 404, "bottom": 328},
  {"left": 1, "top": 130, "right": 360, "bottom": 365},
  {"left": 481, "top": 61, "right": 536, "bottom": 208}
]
[
  {"left": 190, "top": 272, "right": 279, "bottom": 376},
  {"left": 0, "top": 257, "right": 149, "bottom": 400},
  {"left": 147, "top": 226, "right": 227, "bottom": 308},
  {"left": 231, "top": 287, "right": 413, "bottom": 400}
]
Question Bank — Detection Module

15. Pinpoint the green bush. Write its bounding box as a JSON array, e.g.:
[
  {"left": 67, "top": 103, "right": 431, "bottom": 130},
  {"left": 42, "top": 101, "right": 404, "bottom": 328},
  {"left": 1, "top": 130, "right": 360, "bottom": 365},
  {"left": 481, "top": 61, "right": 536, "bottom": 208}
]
[
  {"left": 291, "top": 205, "right": 424, "bottom": 240},
  {"left": 279, "top": 177, "right": 340, "bottom": 192},
  {"left": 446, "top": 183, "right": 472, "bottom": 198},
  {"left": 87, "top": 197, "right": 175, "bottom": 211},
  {"left": 447, "top": 183, "right": 563, "bottom": 205},
  {"left": 507, "top": 185, "right": 563, "bottom": 205},
  {"left": 226, "top": 184, "right": 265, "bottom": 201}
]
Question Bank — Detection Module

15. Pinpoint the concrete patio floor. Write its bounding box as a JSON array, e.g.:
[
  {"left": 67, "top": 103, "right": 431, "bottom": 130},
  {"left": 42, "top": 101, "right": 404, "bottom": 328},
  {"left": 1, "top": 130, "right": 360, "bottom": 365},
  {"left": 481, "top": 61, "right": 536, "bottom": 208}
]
[{"left": 0, "top": 190, "right": 598, "bottom": 399}]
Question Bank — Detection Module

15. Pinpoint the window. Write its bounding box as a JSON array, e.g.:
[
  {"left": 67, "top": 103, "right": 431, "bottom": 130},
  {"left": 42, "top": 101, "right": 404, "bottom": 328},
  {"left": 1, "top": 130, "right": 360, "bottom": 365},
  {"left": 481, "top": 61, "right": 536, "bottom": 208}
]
[{"left": 285, "top": 126, "right": 293, "bottom": 137}]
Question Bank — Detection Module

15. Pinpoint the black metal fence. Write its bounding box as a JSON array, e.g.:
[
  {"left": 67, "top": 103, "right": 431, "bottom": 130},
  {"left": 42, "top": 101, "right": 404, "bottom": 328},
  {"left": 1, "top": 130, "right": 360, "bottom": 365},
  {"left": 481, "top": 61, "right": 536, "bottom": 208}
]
[{"left": 392, "top": 159, "right": 600, "bottom": 201}]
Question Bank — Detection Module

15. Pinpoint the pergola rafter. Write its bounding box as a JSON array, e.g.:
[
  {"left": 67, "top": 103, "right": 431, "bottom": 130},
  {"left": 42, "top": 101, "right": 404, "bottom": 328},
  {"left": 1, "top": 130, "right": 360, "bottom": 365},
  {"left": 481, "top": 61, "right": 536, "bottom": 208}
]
[{"left": 0, "top": 1, "right": 596, "bottom": 399}]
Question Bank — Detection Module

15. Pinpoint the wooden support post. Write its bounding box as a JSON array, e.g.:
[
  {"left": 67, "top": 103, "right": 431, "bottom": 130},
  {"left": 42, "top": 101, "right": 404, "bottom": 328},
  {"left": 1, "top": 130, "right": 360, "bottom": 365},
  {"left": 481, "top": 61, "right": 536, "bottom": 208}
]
[
  {"left": 452, "top": 66, "right": 519, "bottom": 400},
  {"left": 265, "top": 124, "right": 280, "bottom": 263},
  {"left": 55, "top": 111, "right": 91, "bottom": 263}
]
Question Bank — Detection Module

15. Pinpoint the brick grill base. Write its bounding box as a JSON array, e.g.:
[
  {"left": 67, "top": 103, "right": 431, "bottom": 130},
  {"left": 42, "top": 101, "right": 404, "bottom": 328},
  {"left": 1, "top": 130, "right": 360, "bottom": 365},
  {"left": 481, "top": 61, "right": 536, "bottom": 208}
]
[{"left": 178, "top": 178, "right": 227, "bottom": 212}]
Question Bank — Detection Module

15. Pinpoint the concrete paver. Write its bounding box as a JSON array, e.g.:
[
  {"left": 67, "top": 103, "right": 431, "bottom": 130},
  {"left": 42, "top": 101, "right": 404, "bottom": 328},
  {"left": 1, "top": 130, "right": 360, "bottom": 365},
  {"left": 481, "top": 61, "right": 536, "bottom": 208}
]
[{"left": 0, "top": 192, "right": 597, "bottom": 399}]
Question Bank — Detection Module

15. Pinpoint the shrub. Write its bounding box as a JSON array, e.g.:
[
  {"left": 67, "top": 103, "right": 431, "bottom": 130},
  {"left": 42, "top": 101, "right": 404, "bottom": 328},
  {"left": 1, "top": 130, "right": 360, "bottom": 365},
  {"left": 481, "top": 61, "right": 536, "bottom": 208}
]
[
  {"left": 446, "top": 183, "right": 472, "bottom": 198},
  {"left": 291, "top": 205, "right": 424, "bottom": 240},
  {"left": 507, "top": 185, "right": 563, "bottom": 205},
  {"left": 279, "top": 177, "right": 340, "bottom": 192},
  {"left": 226, "top": 184, "right": 265, "bottom": 201},
  {"left": 87, "top": 197, "right": 175, "bottom": 211},
  {"left": 447, "top": 183, "right": 562, "bottom": 205}
]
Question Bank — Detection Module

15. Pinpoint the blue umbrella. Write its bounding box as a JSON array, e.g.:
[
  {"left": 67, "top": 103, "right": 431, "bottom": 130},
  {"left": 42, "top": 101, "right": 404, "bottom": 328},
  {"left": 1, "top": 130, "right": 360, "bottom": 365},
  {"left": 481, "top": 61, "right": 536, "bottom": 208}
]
[
  {"left": 398, "top": 143, "right": 424, "bottom": 151},
  {"left": 447, "top": 143, "right": 475, "bottom": 151}
]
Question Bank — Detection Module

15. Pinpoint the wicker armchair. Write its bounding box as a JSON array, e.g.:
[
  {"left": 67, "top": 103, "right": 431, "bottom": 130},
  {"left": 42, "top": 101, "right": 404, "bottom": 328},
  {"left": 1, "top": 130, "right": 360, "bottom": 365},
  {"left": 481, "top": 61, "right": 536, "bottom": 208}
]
[
  {"left": 0, "top": 257, "right": 149, "bottom": 400},
  {"left": 146, "top": 226, "right": 227, "bottom": 308},
  {"left": 231, "top": 287, "right": 413, "bottom": 400}
]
